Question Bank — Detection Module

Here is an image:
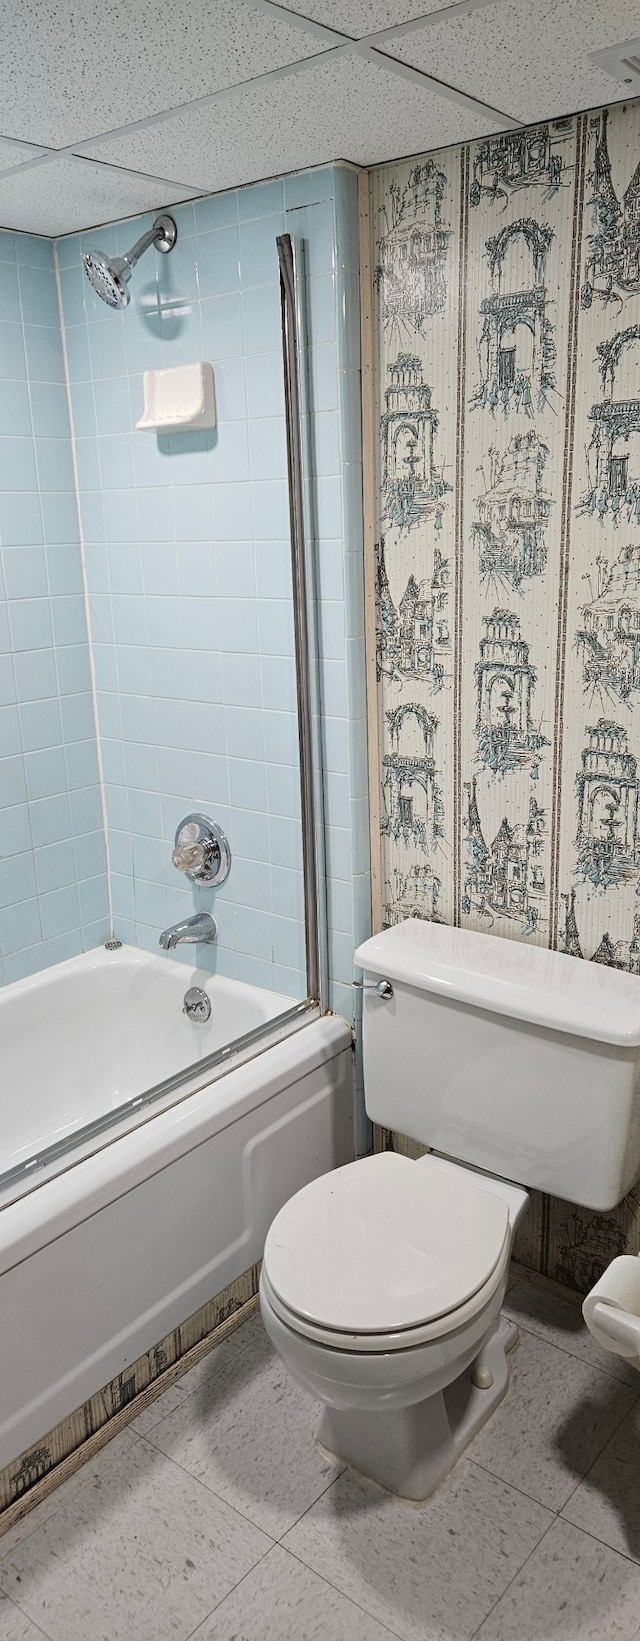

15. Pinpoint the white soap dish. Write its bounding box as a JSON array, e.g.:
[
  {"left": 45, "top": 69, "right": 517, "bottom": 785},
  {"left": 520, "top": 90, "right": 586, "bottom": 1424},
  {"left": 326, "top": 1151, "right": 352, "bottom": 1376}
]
[{"left": 136, "top": 361, "right": 216, "bottom": 431}]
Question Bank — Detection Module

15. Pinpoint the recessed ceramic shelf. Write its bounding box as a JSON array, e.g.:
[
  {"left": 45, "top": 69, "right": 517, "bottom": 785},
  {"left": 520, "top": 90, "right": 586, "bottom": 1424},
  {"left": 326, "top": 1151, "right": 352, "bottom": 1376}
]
[{"left": 136, "top": 361, "right": 216, "bottom": 431}]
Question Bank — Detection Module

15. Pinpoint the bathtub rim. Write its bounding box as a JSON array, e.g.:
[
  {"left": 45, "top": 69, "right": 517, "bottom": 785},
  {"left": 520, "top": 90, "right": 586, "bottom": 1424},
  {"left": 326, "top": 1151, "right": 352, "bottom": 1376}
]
[
  {"left": 0, "top": 941, "right": 313, "bottom": 1208},
  {"left": 0, "top": 1009, "right": 352, "bottom": 1279}
]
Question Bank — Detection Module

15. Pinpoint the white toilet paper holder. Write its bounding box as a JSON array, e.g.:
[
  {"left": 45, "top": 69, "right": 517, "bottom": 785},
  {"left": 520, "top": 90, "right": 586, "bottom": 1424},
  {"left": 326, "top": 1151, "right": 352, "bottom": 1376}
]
[{"left": 589, "top": 1300, "right": 640, "bottom": 1356}]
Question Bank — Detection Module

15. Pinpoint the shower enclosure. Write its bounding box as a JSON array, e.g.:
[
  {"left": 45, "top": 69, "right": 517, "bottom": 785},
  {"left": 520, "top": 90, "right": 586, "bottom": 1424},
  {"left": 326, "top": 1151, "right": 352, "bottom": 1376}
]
[
  {"left": 0, "top": 172, "right": 365, "bottom": 1476},
  {"left": 0, "top": 228, "right": 329, "bottom": 1207}
]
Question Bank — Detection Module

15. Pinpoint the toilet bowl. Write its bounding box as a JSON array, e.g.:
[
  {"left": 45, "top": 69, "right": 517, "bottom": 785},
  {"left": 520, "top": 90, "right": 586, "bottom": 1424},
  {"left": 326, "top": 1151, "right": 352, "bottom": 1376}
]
[
  {"left": 260, "top": 1150, "right": 527, "bottom": 1501},
  {"left": 260, "top": 916, "right": 640, "bottom": 1503}
]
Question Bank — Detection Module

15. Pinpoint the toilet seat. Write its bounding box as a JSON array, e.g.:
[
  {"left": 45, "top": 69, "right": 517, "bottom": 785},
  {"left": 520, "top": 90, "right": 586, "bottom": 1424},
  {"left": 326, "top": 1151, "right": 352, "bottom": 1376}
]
[
  {"left": 262, "top": 1152, "right": 511, "bottom": 1349},
  {"left": 260, "top": 1241, "right": 510, "bottom": 1353}
]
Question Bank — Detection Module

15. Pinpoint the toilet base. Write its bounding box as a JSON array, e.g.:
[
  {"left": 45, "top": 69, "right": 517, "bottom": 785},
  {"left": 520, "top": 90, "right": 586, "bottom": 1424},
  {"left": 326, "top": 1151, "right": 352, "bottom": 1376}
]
[{"left": 316, "top": 1316, "right": 518, "bottom": 1503}]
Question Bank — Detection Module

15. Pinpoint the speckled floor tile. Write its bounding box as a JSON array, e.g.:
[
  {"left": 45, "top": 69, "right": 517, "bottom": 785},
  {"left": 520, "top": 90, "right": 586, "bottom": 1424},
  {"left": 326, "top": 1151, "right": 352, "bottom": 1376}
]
[
  {"left": 0, "top": 1594, "right": 48, "bottom": 1640},
  {"left": 128, "top": 1379, "right": 190, "bottom": 1435},
  {"left": 167, "top": 1323, "right": 247, "bottom": 1398},
  {"left": 0, "top": 1420, "right": 270, "bottom": 1641},
  {"left": 0, "top": 1435, "right": 144, "bottom": 1557},
  {"left": 469, "top": 1326, "right": 637, "bottom": 1510},
  {"left": 503, "top": 1279, "right": 640, "bottom": 1386},
  {"left": 191, "top": 1544, "right": 401, "bottom": 1640},
  {"left": 476, "top": 1517, "right": 640, "bottom": 1639},
  {"left": 143, "top": 1313, "right": 341, "bottom": 1539},
  {"left": 283, "top": 1459, "right": 553, "bottom": 1641},
  {"left": 562, "top": 1399, "right": 640, "bottom": 1562}
]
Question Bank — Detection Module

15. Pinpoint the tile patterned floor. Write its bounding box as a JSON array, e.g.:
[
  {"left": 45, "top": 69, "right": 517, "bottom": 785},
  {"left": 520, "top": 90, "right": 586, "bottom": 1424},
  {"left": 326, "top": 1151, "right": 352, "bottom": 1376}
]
[{"left": 0, "top": 1277, "right": 639, "bottom": 1641}]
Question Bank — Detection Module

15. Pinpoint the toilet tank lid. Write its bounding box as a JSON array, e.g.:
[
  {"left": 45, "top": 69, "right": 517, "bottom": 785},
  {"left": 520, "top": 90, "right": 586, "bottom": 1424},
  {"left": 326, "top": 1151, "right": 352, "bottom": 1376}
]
[{"left": 355, "top": 920, "right": 640, "bottom": 1048}]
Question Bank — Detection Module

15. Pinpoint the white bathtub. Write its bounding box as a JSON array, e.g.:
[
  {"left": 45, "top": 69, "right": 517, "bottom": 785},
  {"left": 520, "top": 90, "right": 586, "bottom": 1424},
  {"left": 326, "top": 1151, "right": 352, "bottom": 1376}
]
[{"left": 0, "top": 946, "right": 352, "bottom": 1469}]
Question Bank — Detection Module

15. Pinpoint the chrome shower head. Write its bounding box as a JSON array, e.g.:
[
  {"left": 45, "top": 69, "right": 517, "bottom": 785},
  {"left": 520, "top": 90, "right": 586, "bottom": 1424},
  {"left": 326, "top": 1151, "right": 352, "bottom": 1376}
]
[
  {"left": 82, "top": 250, "right": 130, "bottom": 308},
  {"left": 81, "top": 213, "right": 177, "bottom": 309}
]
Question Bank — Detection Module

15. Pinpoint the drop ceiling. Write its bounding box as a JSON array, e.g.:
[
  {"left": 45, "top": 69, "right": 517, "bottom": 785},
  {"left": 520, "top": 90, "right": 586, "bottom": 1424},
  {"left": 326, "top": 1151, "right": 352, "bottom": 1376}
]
[{"left": 0, "top": 0, "right": 638, "bottom": 235}]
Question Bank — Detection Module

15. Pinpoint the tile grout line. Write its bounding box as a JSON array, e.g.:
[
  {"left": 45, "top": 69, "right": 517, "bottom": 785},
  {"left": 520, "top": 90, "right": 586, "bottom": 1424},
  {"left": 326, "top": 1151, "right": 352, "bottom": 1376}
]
[
  {"left": 133, "top": 1421, "right": 286, "bottom": 1541},
  {"left": 0, "top": 1584, "right": 53, "bottom": 1641},
  {"left": 562, "top": 1382, "right": 640, "bottom": 1502},
  {"left": 555, "top": 1511, "right": 640, "bottom": 1570},
  {"left": 467, "top": 1454, "right": 566, "bottom": 1515},
  {"left": 471, "top": 1510, "right": 640, "bottom": 1638},
  {"left": 274, "top": 1462, "right": 348, "bottom": 1543},
  {"left": 181, "top": 1538, "right": 276, "bottom": 1641},
  {"left": 278, "top": 1448, "right": 564, "bottom": 1640},
  {"left": 134, "top": 1373, "right": 239, "bottom": 1441},
  {"left": 502, "top": 1314, "right": 640, "bottom": 1389},
  {"left": 281, "top": 1537, "right": 406, "bottom": 1641},
  {"left": 181, "top": 1534, "right": 405, "bottom": 1641},
  {"left": 136, "top": 1404, "right": 347, "bottom": 1546},
  {"left": 557, "top": 1387, "right": 640, "bottom": 1520},
  {"left": 471, "top": 1324, "right": 640, "bottom": 1613},
  {"left": 467, "top": 1352, "right": 639, "bottom": 1521},
  {"left": 468, "top": 1512, "right": 559, "bottom": 1640},
  {"left": 0, "top": 1305, "right": 259, "bottom": 1548},
  {"left": 11, "top": 245, "right": 41, "bottom": 953}
]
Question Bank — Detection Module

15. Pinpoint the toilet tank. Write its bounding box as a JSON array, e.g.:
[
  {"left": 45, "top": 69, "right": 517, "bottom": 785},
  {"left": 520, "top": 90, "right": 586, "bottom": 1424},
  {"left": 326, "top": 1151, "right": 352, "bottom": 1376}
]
[{"left": 355, "top": 920, "right": 640, "bottom": 1212}]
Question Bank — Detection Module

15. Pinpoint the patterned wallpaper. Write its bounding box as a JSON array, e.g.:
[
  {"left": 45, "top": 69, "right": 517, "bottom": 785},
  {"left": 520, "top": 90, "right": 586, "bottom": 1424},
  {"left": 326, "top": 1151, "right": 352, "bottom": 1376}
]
[{"left": 369, "top": 99, "right": 640, "bottom": 1291}]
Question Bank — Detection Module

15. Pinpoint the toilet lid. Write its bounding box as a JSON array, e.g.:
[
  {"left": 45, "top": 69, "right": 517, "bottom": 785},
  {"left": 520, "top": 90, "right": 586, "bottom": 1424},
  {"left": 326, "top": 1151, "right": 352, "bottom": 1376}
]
[{"left": 263, "top": 1153, "right": 510, "bottom": 1334}]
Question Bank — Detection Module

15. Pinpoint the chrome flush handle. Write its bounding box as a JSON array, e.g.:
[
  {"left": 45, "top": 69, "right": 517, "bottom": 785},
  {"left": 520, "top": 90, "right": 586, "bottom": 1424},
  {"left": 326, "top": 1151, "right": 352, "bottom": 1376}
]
[{"left": 355, "top": 978, "right": 394, "bottom": 999}]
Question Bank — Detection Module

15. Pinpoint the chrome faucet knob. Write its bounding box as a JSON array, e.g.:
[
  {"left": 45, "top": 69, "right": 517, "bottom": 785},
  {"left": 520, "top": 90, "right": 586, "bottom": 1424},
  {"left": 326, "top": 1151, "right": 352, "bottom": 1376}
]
[
  {"left": 172, "top": 839, "right": 206, "bottom": 873},
  {"left": 171, "top": 814, "right": 231, "bottom": 886}
]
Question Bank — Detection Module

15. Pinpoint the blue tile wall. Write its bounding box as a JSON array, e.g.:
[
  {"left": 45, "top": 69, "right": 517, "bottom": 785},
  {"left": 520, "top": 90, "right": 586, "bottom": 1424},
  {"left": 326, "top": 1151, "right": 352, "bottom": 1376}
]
[
  {"left": 0, "top": 231, "right": 108, "bottom": 986},
  {"left": 56, "top": 163, "right": 369, "bottom": 1017},
  {"left": 0, "top": 161, "right": 370, "bottom": 1126}
]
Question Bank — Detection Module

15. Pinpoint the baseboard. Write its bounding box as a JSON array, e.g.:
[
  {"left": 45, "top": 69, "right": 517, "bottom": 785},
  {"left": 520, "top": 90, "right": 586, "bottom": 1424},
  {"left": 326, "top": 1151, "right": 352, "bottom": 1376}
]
[{"left": 0, "top": 1262, "right": 261, "bottom": 1536}]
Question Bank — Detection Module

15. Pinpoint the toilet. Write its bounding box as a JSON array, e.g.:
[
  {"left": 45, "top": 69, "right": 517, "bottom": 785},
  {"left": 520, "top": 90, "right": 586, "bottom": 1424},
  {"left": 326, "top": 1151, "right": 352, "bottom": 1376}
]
[{"left": 260, "top": 918, "right": 640, "bottom": 1501}]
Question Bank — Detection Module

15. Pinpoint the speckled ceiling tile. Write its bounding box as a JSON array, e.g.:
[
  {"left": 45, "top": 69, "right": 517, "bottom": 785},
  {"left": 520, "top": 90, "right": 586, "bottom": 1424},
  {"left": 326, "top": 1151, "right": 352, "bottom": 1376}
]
[
  {"left": 78, "top": 52, "right": 507, "bottom": 196},
  {"left": 274, "top": 0, "right": 463, "bottom": 33},
  {"left": 0, "top": 155, "right": 198, "bottom": 238},
  {"left": 0, "top": 0, "right": 335, "bottom": 149},
  {"left": 384, "top": 0, "right": 640, "bottom": 122},
  {"left": 0, "top": 139, "right": 48, "bottom": 177}
]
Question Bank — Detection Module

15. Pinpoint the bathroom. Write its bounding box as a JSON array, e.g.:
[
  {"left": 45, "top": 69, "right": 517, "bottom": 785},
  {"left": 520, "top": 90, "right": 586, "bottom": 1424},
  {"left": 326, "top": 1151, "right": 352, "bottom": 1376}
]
[{"left": 1, "top": 0, "right": 640, "bottom": 1635}]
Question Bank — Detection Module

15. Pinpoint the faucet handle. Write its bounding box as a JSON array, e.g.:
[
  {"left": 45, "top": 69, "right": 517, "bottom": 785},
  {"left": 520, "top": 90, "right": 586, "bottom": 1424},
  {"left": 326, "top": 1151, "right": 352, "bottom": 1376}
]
[
  {"left": 172, "top": 839, "right": 206, "bottom": 874},
  {"left": 171, "top": 813, "right": 232, "bottom": 886}
]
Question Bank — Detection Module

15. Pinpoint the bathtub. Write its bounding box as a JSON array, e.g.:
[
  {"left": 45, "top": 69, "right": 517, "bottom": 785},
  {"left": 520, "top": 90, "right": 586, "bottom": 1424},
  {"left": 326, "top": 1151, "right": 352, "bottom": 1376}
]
[{"left": 0, "top": 946, "right": 353, "bottom": 1469}]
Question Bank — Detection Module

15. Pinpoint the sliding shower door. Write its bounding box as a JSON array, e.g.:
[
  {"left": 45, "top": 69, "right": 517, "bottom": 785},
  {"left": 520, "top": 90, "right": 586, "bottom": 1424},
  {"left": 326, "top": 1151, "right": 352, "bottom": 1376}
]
[{"left": 0, "top": 171, "right": 340, "bottom": 1208}]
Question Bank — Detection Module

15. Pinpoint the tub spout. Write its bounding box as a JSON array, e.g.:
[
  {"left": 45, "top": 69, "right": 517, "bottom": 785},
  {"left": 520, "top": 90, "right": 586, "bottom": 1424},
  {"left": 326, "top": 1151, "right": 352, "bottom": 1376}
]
[{"left": 159, "top": 912, "right": 218, "bottom": 950}]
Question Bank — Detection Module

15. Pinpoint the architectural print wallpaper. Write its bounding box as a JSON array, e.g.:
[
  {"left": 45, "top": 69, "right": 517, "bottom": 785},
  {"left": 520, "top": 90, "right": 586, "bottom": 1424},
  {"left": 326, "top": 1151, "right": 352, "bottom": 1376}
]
[{"left": 369, "top": 99, "right": 640, "bottom": 1290}]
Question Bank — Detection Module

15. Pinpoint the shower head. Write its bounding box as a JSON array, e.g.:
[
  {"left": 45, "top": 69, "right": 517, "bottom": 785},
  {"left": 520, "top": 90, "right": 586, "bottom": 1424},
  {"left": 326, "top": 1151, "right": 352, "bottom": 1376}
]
[{"left": 82, "top": 213, "right": 177, "bottom": 309}]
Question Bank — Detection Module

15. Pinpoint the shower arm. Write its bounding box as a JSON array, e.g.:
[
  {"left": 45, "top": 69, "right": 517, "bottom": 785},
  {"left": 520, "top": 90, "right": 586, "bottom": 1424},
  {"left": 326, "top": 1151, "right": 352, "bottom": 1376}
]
[
  {"left": 111, "top": 215, "right": 178, "bottom": 281},
  {"left": 118, "top": 220, "right": 170, "bottom": 275}
]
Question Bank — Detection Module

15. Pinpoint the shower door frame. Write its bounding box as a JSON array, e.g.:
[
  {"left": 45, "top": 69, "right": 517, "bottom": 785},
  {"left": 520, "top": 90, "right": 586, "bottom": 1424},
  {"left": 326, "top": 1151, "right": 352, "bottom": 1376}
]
[
  {"left": 277, "top": 231, "right": 329, "bottom": 1015},
  {"left": 0, "top": 231, "right": 330, "bottom": 1207}
]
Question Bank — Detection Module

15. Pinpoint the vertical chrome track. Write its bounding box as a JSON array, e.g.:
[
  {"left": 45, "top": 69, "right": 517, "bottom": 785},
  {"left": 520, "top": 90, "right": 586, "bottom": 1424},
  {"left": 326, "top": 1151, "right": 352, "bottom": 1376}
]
[{"left": 277, "top": 233, "right": 328, "bottom": 1010}]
